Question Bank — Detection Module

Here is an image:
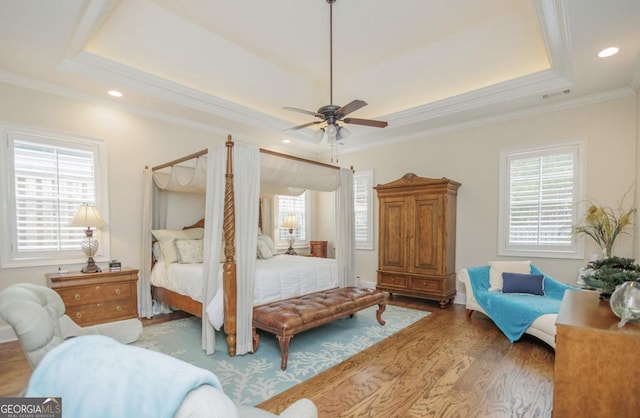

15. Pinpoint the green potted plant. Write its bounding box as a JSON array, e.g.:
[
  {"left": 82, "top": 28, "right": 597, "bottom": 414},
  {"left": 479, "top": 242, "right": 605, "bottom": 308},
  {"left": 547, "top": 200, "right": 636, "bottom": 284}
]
[{"left": 586, "top": 256, "right": 640, "bottom": 295}]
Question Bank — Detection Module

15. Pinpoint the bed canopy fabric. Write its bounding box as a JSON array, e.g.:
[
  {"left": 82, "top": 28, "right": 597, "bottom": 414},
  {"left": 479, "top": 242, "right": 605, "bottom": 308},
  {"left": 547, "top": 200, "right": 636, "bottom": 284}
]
[{"left": 139, "top": 136, "right": 355, "bottom": 356}]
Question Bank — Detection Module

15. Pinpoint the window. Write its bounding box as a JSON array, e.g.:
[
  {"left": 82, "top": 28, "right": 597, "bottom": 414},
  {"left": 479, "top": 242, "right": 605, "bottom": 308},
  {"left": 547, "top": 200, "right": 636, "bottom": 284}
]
[
  {"left": 354, "top": 169, "right": 374, "bottom": 250},
  {"left": 0, "top": 126, "right": 109, "bottom": 268},
  {"left": 498, "top": 141, "right": 584, "bottom": 258},
  {"left": 275, "top": 192, "right": 309, "bottom": 247}
]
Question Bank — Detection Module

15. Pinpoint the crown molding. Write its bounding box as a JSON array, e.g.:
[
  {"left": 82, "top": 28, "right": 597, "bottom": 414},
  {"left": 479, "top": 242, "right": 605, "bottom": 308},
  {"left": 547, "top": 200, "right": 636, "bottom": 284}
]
[
  {"left": 338, "top": 87, "right": 635, "bottom": 157},
  {"left": 59, "top": 52, "right": 289, "bottom": 130},
  {"left": 382, "top": 0, "right": 572, "bottom": 128}
]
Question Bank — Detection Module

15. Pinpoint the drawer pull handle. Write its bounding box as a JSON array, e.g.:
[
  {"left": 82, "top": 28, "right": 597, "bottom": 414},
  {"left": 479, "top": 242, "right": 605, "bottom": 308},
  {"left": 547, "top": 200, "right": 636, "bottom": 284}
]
[
  {"left": 115, "top": 288, "right": 121, "bottom": 295},
  {"left": 96, "top": 303, "right": 103, "bottom": 308},
  {"left": 75, "top": 293, "right": 81, "bottom": 300},
  {"left": 116, "top": 305, "right": 122, "bottom": 312},
  {"left": 75, "top": 312, "right": 81, "bottom": 318},
  {"left": 95, "top": 286, "right": 101, "bottom": 290}
]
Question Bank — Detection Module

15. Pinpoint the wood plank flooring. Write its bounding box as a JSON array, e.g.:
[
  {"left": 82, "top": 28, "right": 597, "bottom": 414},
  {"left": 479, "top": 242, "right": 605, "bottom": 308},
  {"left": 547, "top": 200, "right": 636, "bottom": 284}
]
[
  {"left": 258, "top": 296, "right": 555, "bottom": 418},
  {"left": 0, "top": 298, "right": 554, "bottom": 417}
]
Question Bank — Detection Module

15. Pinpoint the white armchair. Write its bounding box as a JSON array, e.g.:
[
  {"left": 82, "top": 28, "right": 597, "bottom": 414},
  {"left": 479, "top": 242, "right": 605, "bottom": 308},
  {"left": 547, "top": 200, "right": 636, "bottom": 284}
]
[{"left": 0, "top": 283, "right": 143, "bottom": 368}]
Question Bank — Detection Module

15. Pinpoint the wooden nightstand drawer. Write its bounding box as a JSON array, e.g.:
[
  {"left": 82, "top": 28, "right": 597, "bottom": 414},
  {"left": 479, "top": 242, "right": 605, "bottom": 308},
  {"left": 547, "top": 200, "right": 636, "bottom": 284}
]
[
  {"left": 59, "top": 282, "right": 132, "bottom": 306},
  {"left": 47, "top": 268, "right": 139, "bottom": 326},
  {"left": 68, "top": 300, "right": 136, "bottom": 326}
]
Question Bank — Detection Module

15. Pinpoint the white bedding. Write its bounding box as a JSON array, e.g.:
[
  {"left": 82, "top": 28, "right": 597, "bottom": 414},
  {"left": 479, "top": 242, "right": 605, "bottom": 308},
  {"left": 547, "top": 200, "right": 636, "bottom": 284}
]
[{"left": 150, "top": 255, "right": 339, "bottom": 329}]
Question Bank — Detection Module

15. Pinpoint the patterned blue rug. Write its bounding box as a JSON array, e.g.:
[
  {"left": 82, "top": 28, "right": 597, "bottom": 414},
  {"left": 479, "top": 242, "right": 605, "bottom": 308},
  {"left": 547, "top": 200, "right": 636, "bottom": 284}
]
[{"left": 133, "top": 305, "right": 430, "bottom": 406}]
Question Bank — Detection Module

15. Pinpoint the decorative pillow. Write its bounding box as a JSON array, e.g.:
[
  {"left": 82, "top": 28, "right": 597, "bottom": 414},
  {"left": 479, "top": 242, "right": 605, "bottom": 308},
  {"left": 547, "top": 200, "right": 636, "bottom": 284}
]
[
  {"left": 257, "top": 235, "right": 278, "bottom": 256},
  {"left": 151, "top": 228, "right": 204, "bottom": 265},
  {"left": 488, "top": 260, "right": 531, "bottom": 291},
  {"left": 502, "top": 272, "right": 545, "bottom": 296},
  {"left": 175, "top": 239, "right": 204, "bottom": 264},
  {"left": 256, "top": 240, "right": 273, "bottom": 260}
]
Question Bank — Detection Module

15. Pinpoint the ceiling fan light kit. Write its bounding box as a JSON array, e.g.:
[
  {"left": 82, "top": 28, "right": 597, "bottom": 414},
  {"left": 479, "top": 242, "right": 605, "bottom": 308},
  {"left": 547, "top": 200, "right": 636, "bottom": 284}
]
[{"left": 283, "top": 0, "right": 387, "bottom": 157}]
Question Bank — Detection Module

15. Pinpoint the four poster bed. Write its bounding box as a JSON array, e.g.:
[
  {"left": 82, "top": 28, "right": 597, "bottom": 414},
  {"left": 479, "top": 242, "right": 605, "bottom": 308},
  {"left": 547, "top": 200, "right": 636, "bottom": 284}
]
[{"left": 139, "top": 135, "right": 355, "bottom": 357}]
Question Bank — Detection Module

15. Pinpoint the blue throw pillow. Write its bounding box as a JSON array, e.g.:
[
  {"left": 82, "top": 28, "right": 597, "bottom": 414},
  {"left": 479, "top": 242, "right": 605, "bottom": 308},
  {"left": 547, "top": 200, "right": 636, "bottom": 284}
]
[{"left": 501, "top": 272, "right": 545, "bottom": 296}]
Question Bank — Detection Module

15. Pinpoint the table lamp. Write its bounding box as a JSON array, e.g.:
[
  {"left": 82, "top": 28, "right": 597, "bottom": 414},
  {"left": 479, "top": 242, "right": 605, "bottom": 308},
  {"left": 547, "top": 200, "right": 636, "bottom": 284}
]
[
  {"left": 69, "top": 204, "right": 107, "bottom": 273},
  {"left": 280, "top": 214, "right": 299, "bottom": 255}
]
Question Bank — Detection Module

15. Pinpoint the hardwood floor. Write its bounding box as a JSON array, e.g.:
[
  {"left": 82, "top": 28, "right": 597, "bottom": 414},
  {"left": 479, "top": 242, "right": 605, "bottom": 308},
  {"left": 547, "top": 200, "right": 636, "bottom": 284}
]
[
  {"left": 0, "top": 298, "right": 554, "bottom": 417},
  {"left": 258, "top": 297, "right": 555, "bottom": 418}
]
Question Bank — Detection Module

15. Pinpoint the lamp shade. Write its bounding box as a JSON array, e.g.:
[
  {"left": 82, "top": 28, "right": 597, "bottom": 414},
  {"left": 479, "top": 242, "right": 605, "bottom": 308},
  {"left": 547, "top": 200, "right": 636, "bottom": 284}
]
[
  {"left": 280, "top": 213, "right": 299, "bottom": 229},
  {"left": 69, "top": 204, "right": 107, "bottom": 228}
]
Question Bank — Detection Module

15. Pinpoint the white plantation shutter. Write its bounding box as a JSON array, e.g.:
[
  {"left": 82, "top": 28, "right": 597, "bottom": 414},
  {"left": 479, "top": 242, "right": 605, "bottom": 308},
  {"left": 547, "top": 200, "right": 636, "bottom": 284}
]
[
  {"left": 353, "top": 169, "right": 373, "bottom": 250},
  {"left": 276, "top": 192, "right": 308, "bottom": 245},
  {"left": 499, "top": 142, "right": 584, "bottom": 258},
  {"left": 1, "top": 128, "right": 108, "bottom": 267}
]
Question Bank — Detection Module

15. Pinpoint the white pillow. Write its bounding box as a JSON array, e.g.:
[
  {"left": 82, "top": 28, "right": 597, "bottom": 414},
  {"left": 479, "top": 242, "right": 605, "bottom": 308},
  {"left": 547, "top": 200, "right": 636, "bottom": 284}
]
[
  {"left": 256, "top": 240, "right": 273, "bottom": 260},
  {"left": 257, "top": 235, "right": 278, "bottom": 256},
  {"left": 152, "top": 228, "right": 204, "bottom": 265},
  {"left": 488, "top": 260, "right": 531, "bottom": 291},
  {"left": 175, "top": 239, "right": 204, "bottom": 264}
]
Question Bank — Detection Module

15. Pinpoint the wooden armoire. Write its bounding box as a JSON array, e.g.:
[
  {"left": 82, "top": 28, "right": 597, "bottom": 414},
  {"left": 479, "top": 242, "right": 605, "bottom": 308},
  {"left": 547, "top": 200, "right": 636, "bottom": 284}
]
[{"left": 375, "top": 173, "right": 460, "bottom": 308}]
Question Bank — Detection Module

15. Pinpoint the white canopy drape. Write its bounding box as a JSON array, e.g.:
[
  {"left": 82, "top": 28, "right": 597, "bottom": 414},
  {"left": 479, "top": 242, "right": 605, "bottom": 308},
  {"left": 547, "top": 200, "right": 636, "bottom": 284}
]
[{"left": 139, "top": 141, "right": 354, "bottom": 355}]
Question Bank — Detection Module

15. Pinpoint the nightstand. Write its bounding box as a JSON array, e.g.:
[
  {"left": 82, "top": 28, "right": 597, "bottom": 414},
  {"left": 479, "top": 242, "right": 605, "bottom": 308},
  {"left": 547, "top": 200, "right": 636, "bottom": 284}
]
[{"left": 46, "top": 268, "right": 139, "bottom": 326}]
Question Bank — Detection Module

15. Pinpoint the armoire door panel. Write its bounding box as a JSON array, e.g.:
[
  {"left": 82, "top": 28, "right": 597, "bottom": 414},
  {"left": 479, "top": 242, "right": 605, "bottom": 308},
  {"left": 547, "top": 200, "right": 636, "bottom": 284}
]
[
  {"left": 411, "top": 197, "right": 442, "bottom": 274},
  {"left": 379, "top": 199, "right": 407, "bottom": 271}
]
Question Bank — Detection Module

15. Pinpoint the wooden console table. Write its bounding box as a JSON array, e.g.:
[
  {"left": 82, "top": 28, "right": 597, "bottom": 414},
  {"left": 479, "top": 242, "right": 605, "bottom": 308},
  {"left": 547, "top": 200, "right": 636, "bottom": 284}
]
[{"left": 553, "top": 289, "right": 640, "bottom": 417}]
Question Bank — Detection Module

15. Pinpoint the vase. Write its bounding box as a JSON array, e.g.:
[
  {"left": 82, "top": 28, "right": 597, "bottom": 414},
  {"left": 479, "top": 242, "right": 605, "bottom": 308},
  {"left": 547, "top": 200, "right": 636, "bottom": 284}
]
[{"left": 609, "top": 281, "right": 640, "bottom": 327}]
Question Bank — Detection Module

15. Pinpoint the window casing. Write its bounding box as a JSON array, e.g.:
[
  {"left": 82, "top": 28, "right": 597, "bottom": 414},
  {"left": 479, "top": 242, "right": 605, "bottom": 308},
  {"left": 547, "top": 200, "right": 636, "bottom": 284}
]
[
  {"left": 1, "top": 126, "right": 109, "bottom": 268},
  {"left": 275, "top": 192, "right": 309, "bottom": 248},
  {"left": 498, "top": 141, "right": 585, "bottom": 259},
  {"left": 354, "top": 169, "right": 374, "bottom": 250}
]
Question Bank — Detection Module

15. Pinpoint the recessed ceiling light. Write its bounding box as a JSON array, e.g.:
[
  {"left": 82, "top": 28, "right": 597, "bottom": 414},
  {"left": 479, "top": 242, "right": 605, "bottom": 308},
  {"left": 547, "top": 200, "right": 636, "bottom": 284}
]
[
  {"left": 598, "top": 47, "right": 619, "bottom": 58},
  {"left": 282, "top": 139, "right": 291, "bottom": 144},
  {"left": 107, "top": 90, "right": 123, "bottom": 97}
]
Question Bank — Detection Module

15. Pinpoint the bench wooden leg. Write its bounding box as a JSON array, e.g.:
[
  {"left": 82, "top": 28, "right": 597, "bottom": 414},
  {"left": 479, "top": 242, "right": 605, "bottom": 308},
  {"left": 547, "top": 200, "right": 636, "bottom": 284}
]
[
  {"left": 465, "top": 309, "right": 474, "bottom": 319},
  {"left": 276, "top": 334, "right": 292, "bottom": 371},
  {"left": 376, "top": 302, "right": 386, "bottom": 326}
]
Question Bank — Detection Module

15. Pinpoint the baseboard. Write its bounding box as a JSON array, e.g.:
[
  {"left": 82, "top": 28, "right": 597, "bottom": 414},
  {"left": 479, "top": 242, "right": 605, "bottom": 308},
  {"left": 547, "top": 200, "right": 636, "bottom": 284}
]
[
  {"left": 358, "top": 279, "right": 377, "bottom": 289},
  {"left": 0, "top": 324, "right": 17, "bottom": 343}
]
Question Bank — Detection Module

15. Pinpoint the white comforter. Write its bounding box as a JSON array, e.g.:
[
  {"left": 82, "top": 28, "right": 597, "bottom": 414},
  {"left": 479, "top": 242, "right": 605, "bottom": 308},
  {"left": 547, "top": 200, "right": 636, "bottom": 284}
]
[{"left": 150, "top": 255, "right": 339, "bottom": 329}]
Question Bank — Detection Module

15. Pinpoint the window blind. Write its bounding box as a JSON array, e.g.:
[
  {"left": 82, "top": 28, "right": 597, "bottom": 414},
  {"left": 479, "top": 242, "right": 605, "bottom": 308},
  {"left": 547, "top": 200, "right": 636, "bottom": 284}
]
[
  {"left": 353, "top": 170, "right": 373, "bottom": 250},
  {"left": 508, "top": 151, "right": 574, "bottom": 248},
  {"left": 13, "top": 138, "right": 96, "bottom": 254},
  {"left": 277, "top": 192, "right": 307, "bottom": 244}
]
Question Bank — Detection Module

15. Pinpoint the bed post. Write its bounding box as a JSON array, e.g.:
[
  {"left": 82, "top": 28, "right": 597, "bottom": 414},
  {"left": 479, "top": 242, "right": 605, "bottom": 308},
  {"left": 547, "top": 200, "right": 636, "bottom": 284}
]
[{"left": 223, "top": 135, "right": 237, "bottom": 356}]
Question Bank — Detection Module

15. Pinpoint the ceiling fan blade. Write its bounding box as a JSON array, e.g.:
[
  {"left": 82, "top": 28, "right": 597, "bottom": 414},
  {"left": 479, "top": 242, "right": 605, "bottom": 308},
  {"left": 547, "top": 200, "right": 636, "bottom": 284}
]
[
  {"left": 283, "top": 121, "right": 322, "bottom": 132},
  {"left": 343, "top": 117, "right": 388, "bottom": 128},
  {"left": 283, "top": 107, "right": 323, "bottom": 118},
  {"left": 336, "top": 99, "right": 367, "bottom": 118}
]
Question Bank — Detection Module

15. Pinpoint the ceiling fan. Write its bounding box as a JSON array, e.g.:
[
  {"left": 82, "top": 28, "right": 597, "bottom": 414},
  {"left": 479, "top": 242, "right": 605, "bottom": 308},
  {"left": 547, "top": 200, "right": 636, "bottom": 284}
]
[{"left": 283, "top": 0, "right": 388, "bottom": 144}]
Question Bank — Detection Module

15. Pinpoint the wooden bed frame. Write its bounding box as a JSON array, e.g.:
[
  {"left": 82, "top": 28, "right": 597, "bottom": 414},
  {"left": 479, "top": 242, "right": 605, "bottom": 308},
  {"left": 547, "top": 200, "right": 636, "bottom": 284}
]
[
  {"left": 151, "top": 137, "right": 242, "bottom": 356},
  {"left": 150, "top": 135, "right": 340, "bottom": 357}
]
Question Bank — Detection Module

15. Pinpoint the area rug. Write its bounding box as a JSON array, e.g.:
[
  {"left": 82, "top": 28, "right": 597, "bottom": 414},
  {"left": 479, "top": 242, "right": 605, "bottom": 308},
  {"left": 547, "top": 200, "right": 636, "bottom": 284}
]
[{"left": 133, "top": 305, "right": 430, "bottom": 406}]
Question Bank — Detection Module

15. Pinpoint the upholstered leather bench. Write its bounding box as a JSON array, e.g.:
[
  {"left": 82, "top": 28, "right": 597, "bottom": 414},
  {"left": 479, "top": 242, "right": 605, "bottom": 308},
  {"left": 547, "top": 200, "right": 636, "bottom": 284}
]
[{"left": 252, "top": 287, "right": 386, "bottom": 370}]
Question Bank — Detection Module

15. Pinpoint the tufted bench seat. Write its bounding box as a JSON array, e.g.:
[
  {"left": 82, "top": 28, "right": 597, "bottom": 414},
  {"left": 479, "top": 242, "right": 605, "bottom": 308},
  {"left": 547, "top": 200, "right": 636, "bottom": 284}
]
[{"left": 252, "top": 287, "right": 386, "bottom": 370}]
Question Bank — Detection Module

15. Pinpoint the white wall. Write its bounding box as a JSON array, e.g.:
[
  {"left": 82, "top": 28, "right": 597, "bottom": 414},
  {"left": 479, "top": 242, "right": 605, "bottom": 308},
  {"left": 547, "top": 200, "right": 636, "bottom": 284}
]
[
  {"left": 0, "top": 82, "right": 225, "bottom": 292},
  {"left": 0, "top": 80, "right": 637, "bottom": 328},
  {"left": 334, "top": 94, "right": 638, "bottom": 289}
]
